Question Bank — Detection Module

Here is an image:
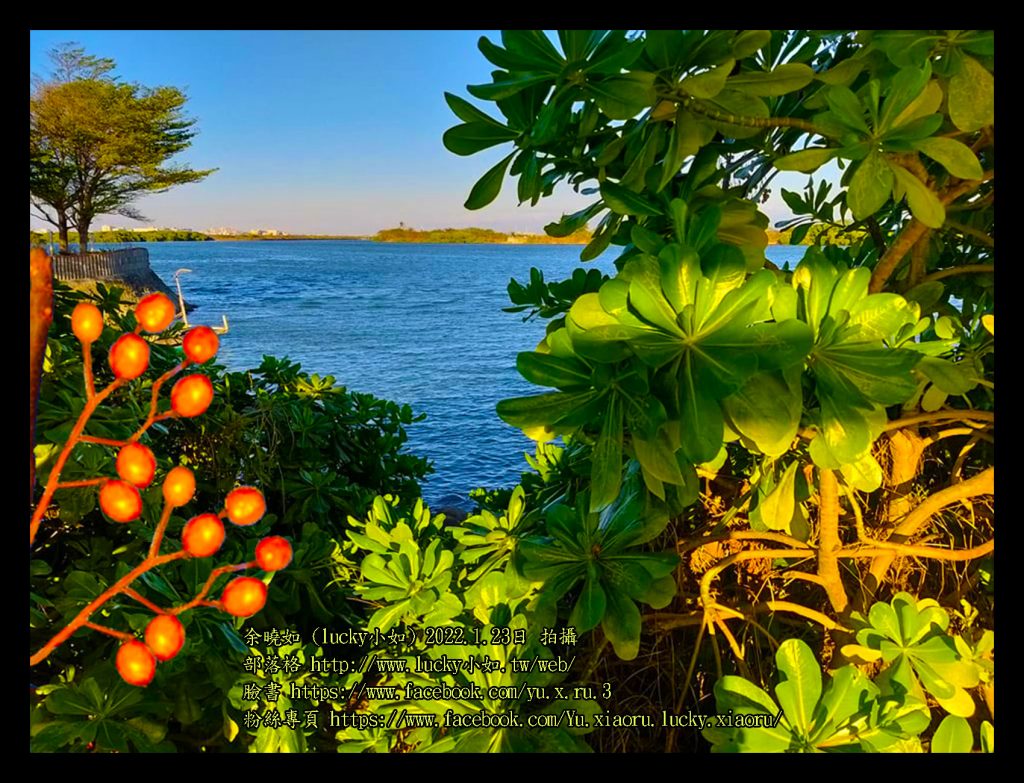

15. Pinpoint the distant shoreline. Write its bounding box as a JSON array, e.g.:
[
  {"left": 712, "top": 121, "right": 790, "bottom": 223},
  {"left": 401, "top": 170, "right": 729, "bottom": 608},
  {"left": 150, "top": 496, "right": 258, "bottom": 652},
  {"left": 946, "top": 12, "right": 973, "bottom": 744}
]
[{"left": 209, "top": 234, "right": 367, "bottom": 241}]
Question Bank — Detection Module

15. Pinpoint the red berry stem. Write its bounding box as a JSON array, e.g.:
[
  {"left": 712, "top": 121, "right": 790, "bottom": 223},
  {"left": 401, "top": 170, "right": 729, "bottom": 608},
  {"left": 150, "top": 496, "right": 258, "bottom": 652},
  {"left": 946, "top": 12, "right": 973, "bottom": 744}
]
[
  {"left": 30, "top": 550, "right": 186, "bottom": 666},
  {"left": 84, "top": 622, "right": 135, "bottom": 641},
  {"left": 80, "top": 435, "right": 131, "bottom": 447},
  {"left": 56, "top": 478, "right": 106, "bottom": 489},
  {"left": 168, "top": 561, "right": 256, "bottom": 616},
  {"left": 148, "top": 501, "right": 175, "bottom": 559},
  {"left": 129, "top": 361, "right": 188, "bottom": 442},
  {"left": 121, "top": 587, "right": 166, "bottom": 614},
  {"left": 81, "top": 340, "right": 96, "bottom": 400},
  {"left": 30, "top": 377, "right": 125, "bottom": 545}
]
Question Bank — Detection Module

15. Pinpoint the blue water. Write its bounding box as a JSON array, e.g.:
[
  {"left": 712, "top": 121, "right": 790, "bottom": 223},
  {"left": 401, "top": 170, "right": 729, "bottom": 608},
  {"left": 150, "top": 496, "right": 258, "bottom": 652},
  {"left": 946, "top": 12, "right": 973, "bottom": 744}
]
[{"left": 103, "top": 240, "right": 806, "bottom": 510}]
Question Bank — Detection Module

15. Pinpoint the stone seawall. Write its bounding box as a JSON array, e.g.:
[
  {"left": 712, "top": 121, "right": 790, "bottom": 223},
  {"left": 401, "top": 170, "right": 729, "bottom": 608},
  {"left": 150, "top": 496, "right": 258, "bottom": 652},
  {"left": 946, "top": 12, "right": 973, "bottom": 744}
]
[{"left": 50, "top": 248, "right": 178, "bottom": 301}]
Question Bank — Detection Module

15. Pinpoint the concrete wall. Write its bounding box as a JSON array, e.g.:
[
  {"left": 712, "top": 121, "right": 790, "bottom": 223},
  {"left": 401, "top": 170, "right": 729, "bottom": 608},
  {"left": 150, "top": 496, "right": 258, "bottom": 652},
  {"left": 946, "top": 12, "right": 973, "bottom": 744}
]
[{"left": 51, "top": 248, "right": 152, "bottom": 282}]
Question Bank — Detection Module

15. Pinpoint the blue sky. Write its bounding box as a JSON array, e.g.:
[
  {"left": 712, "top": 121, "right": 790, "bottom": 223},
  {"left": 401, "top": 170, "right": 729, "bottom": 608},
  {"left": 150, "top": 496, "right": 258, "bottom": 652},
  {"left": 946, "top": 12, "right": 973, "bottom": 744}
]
[{"left": 30, "top": 30, "right": 822, "bottom": 235}]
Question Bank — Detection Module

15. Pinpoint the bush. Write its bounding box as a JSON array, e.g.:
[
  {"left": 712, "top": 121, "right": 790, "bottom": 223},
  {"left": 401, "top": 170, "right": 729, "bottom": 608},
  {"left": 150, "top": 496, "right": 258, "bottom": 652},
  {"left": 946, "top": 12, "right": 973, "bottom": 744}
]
[{"left": 30, "top": 282, "right": 431, "bottom": 751}]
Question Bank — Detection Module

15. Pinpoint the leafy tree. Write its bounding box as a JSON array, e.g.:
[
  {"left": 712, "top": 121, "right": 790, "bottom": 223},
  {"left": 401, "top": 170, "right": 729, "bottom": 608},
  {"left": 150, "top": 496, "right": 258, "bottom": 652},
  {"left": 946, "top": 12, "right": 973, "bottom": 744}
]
[{"left": 30, "top": 43, "right": 214, "bottom": 251}]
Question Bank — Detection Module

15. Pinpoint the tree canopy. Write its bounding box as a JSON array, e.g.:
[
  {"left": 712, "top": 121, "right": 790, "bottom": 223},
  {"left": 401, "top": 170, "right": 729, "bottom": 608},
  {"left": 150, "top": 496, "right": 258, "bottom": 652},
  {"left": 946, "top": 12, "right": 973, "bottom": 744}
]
[{"left": 30, "top": 42, "right": 214, "bottom": 251}]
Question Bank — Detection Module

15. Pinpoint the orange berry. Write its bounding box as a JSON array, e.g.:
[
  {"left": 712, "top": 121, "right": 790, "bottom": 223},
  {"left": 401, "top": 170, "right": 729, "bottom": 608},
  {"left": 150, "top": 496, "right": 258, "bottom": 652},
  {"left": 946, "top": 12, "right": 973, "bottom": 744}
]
[
  {"left": 183, "top": 326, "right": 219, "bottom": 364},
  {"left": 99, "top": 479, "right": 143, "bottom": 523},
  {"left": 144, "top": 615, "right": 185, "bottom": 661},
  {"left": 255, "top": 536, "right": 292, "bottom": 571},
  {"left": 171, "top": 374, "right": 214, "bottom": 418},
  {"left": 109, "top": 333, "right": 150, "bottom": 380},
  {"left": 225, "top": 487, "right": 266, "bottom": 526},
  {"left": 71, "top": 302, "right": 104, "bottom": 343},
  {"left": 116, "top": 640, "right": 156, "bottom": 686},
  {"left": 162, "top": 466, "right": 196, "bottom": 508},
  {"left": 221, "top": 577, "right": 268, "bottom": 618},
  {"left": 182, "top": 513, "right": 226, "bottom": 557},
  {"left": 116, "top": 443, "right": 157, "bottom": 488},
  {"left": 135, "top": 293, "right": 176, "bottom": 333}
]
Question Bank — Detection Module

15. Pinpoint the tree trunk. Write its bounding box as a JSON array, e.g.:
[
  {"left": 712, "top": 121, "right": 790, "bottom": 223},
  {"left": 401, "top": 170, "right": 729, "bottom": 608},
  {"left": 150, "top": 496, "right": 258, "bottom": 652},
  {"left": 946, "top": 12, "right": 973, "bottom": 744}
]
[
  {"left": 57, "top": 211, "right": 69, "bottom": 253},
  {"left": 76, "top": 218, "right": 91, "bottom": 253}
]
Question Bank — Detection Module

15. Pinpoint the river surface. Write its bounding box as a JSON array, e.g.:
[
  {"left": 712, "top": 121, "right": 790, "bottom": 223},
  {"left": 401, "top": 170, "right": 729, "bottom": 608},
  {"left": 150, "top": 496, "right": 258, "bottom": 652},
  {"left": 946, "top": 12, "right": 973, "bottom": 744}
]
[{"left": 103, "top": 240, "right": 806, "bottom": 510}]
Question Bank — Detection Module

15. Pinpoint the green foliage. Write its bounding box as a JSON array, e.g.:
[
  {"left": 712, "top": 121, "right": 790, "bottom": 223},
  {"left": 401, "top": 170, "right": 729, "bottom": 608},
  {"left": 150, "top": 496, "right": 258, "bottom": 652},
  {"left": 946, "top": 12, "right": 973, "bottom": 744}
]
[
  {"left": 31, "top": 283, "right": 431, "bottom": 751},
  {"left": 703, "top": 638, "right": 931, "bottom": 752},
  {"left": 336, "top": 493, "right": 599, "bottom": 752},
  {"left": 842, "top": 592, "right": 986, "bottom": 718},
  {"left": 444, "top": 28, "right": 993, "bottom": 754}
]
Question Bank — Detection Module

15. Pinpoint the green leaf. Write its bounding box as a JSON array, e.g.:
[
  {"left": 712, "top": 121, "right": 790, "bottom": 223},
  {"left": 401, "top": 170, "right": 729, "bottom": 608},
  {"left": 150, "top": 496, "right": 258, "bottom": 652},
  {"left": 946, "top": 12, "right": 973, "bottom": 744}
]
[
  {"left": 903, "top": 281, "right": 945, "bottom": 313},
  {"left": 878, "top": 65, "right": 932, "bottom": 133},
  {"left": 443, "top": 92, "right": 506, "bottom": 127},
  {"left": 825, "top": 85, "right": 870, "bottom": 135},
  {"left": 681, "top": 59, "right": 734, "bottom": 99},
  {"left": 847, "top": 152, "right": 894, "bottom": 220},
  {"left": 580, "top": 216, "right": 620, "bottom": 262},
  {"left": 916, "top": 356, "right": 976, "bottom": 395},
  {"left": 601, "top": 586, "right": 641, "bottom": 660},
  {"left": 774, "top": 639, "right": 823, "bottom": 737},
  {"left": 948, "top": 55, "right": 994, "bottom": 132},
  {"left": 913, "top": 137, "right": 983, "bottom": 180},
  {"left": 570, "top": 575, "right": 607, "bottom": 633},
  {"left": 891, "top": 164, "right": 945, "bottom": 228},
  {"left": 497, "top": 390, "right": 599, "bottom": 430},
  {"left": 727, "top": 63, "right": 814, "bottom": 96},
  {"left": 465, "top": 153, "right": 516, "bottom": 210},
  {"left": 478, "top": 36, "right": 560, "bottom": 72},
  {"left": 931, "top": 715, "right": 973, "bottom": 753},
  {"left": 517, "top": 352, "right": 591, "bottom": 389},
  {"left": 890, "top": 81, "right": 943, "bottom": 129},
  {"left": 679, "top": 357, "right": 724, "bottom": 464},
  {"left": 775, "top": 147, "right": 836, "bottom": 173},
  {"left": 633, "top": 430, "right": 685, "bottom": 485},
  {"left": 443, "top": 122, "right": 517, "bottom": 156},
  {"left": 732, "top": 30, "right": 771, "bottom": 59},
  {"left": 756, "top": 461, "right": 799, "bottom": 532},
  {"left": 815, "top": 57, "right": 868, "bottom": 87},
  {"left": 585, "top": 32, "right": 645, "bottom": 75},
  {"left": 588, "top": 72, "right": 656, "bottom": 119},
  {"left": 558, "top": 30, "right": 600, "bottom": 61},
  {"left": 980, "top": 720, "right": 994, "bottom": 753},
  {"left": 600, "top": 180, "right": 662, "bottom": 216},
  {"left": 658, "top": 110, "right": 714, "bottom": 190},
  {"left": 839, "top": 452, "right": 883, "bottom": 493},
  {"left": 723, "top": 369, "right": 802, "bottom": 457},
  {"left": 503, "top": 30, "right": 565, "bottom": 69},
  {"left": 467, "top": 72, "right": 554, "bottom": 102},
  {"left": 590, "top": 395, "right": 624, "bottom": 512},
  {"left": 921, "top": 384, "right": 947, "bottom": 412}
]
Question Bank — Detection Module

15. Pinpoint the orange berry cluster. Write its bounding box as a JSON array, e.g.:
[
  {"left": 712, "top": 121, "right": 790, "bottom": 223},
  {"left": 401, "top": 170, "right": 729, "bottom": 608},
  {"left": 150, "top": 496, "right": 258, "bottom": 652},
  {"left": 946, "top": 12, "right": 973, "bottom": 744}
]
[
  {"left": 72, "top": 293, "right": 220, "bottom": 419},
  {"left": 70, "top": 294, "right": 293, "bottom": 687}
]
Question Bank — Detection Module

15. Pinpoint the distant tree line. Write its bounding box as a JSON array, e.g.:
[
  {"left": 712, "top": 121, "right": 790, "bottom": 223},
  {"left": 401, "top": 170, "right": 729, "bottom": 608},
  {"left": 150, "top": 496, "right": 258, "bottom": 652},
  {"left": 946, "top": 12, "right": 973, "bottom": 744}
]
[
  {"left": 373, "top": 226, "right": 593, "bottom": 244},
  {"left": 31, "top": 229, "right": 213, "bottom": 246}
]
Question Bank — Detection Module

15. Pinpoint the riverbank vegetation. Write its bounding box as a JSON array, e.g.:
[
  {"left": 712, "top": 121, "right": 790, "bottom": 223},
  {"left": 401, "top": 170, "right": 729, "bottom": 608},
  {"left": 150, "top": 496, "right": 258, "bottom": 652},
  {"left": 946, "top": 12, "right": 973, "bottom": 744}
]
[
  {"left": 31, "top": 229, "right": 213, "bottom": 245},
  {"left": 373, "top": 226, "right": 593, "bottom": 244}
]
